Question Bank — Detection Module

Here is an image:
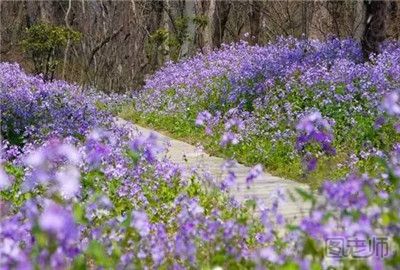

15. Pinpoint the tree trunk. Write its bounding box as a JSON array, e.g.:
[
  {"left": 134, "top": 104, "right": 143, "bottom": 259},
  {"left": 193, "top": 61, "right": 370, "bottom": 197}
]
[
  {"left": 309, "top": 1, "right": 333, "bottom": 39},
  {"left": 212, "top": 1, "right": 231, "bottom": 48},
  {"left": 149, "top": 0, "right": 165, "bottom": 69},
  {"left": 387, "top": 1, "right": 399, "bottom": 39},
  {"left": 361, "top": 0, "right": 387, "bottom": 61},
  {"left": 353, "top": 0, "right": 366, "bottom": 41},
  {"left": 62, "top": 0, "right": 72, "bottom": 80},
  {"left": 181, "top": 0, "right": 196, "bottom": 57},
  {"left": 249, "top": 0, "right": 261, "bottom": 44},
  {"left": 204, "top": 0, "right": 231, "bottom": 49},
  {"left": 301, "top": 1, "right": 308, "bottom": 38},
  {"left": 162, "top": 0, "right": 171, "bottom": 63},
  {"left": 204, "top": 0, "right": 216, "bottom": 50}
]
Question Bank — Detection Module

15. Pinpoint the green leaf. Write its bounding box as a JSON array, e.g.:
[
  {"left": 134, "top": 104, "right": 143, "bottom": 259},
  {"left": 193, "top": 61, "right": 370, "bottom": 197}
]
[
  {"left": 86, "top": 240, "right": 112, "bottom": 268},
  {"left": 71, "top": 254, "right": 87, "bottom": 270},
  {"left": 295, "top": 188, "right": 315, "bottom": 202},
  {"left": 244, "top": 199, "right": 257, "bottom": 210},
  {"left": 311, "top": 262, "right": 323, "bottom": 270},
  {"left": 211, "top": 251, "right": 228, "bottom": 266},
  {"left": 126, "top": 149, "right": 141, "bottom": 165},
  {"left": 73, "top": 203, "right": 88, "bottom": 225},
  {"left": 280, "top": 261, "right": 300, "bottom": 270}
]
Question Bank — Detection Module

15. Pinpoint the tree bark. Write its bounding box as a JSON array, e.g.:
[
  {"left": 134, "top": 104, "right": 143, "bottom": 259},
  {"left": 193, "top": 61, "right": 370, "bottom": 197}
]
[
  {"left": 62, "top": 0, "right": 72, "bottom": 80},
  {"left": 150, "top": 0, "right": 164, "bottom": 69},
  {"left": 181, "top": 0, "right": 196, "bottom": 57},
  {"left": 249, "top": 0, "right": 261, "bottom": 44},
  {"left": 204, "top": 0, "right": 216, "bottom": 50},
  {"left": 361, "top": 0, "right": 387, "bottom": 61},
  {"left": 388, "top": 1, "right": 399, "bottom": 39},
  {"left": 353, "top": 1, "right": 366, "bottom": 41},
  {"left": 162, "top": 0, "right": 171, "bottom": 62},
  {"left": 212, "top": 1, "right": 231, "bottom": 48},
  {"left": 204, "top": 0, "right": 231, "bottom": 49},
  {"left": 309, "top": 1, "right": 333, "bottom": 39},
  {"left": 301, "top": 1, "right": 308, "bottom": 38}
]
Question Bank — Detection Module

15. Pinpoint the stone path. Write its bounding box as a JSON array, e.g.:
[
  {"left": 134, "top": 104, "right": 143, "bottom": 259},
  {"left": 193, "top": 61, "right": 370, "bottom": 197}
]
[{"left": 116, "top": 118, "right": 311, "bottom": 220}]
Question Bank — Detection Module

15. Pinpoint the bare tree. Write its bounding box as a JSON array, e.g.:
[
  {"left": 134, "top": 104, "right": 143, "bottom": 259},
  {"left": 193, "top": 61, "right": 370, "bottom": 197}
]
[{"left": 1, "top": 0, "right": 399, "bottom": 92}]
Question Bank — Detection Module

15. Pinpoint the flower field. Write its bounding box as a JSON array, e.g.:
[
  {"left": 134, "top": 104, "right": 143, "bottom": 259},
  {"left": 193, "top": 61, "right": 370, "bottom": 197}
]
[
  {"left": 122, "top": 38, "right": 400, "bottom": 187},
  {"left": 1, "top": 34, "right": 400, "bottom": 270}
]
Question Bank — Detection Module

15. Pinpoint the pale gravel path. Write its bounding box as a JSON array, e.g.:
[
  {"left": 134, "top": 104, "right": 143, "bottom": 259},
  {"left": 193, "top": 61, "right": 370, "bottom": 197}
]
[{"left": 116, "top": 118, "right": 311, "bottom": 220}]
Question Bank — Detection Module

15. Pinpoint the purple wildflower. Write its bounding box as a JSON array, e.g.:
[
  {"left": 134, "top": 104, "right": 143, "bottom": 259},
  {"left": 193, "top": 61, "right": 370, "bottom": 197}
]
[
  {"left": 130, "top": 133, "right": 163, "bottom": 163},
  {"left": 296, "top": 111, "right": 335, "bottom": 171},
  {"left": 221, "top": 171, "right": 236, "bottom": 191},
  {"left": 55, "top": 166, "right": 80, "bottom": 198},
  {"left": 39, "top": 201, "right": 78, "bottom": 240},
  {"left": 382, "top": 91, "right": 400, "bottom": 115},
  {"left": 23, "top": 139, "right": 81, "bottom": 197},
  {"left": 246, "top": 164, "right": 263, "bottom": 187},
  {"left": 0, "top": 164, "right": 11, "bottom": 190},
  {"left": 259, "top": 247, "right": 279, "bottom": 263},
  {"left": 220, "top": 131, "right": 239, "bottom": 146},
  {"left": 195, "top": 111, "right": 212, "bottom": 126},
  {"left": 131, "top": 211, "right": 150, "bottom": 237}
]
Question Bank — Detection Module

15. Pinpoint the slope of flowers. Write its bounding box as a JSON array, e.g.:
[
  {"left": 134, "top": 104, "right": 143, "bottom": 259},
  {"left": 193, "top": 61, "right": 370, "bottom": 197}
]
[
  {"left": 136, "top": 37, "right": 363, "bottom": 113},
  {"left": 0, "top": 63, "right": 112, "bottom": 147},
  {"left": 1, "top": 63, "right": 400, "bottom": 269},
  {"left": 126, "top": 38, "right": 400, "bottom": 184},
  {"left": 0, "top": 63, "right": 258, "bottom": 268}
]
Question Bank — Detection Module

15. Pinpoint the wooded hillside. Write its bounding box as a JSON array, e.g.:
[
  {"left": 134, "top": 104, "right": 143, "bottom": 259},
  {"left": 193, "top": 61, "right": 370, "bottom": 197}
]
[{"left": 1, "top": 0, "right": 399, "bottom": 92}]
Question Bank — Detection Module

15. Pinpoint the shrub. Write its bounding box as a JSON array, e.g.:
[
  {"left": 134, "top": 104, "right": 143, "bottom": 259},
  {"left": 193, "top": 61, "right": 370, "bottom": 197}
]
[{"left": 21, "top": 23, "right": 81, "bottom": 81}]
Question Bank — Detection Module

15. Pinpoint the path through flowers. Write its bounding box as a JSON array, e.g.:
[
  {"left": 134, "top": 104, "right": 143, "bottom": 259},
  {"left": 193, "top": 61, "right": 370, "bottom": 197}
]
[{"left": 115, "top": 118, "right": 311, "bottom": 219}]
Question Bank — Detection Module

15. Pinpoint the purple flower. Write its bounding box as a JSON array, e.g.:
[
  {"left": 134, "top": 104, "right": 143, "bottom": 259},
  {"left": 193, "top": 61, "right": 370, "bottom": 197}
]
[
  {"left": 303, "top": 154, "right": 317, "bottom": 172},
  {"left": 246, "top": 164, "right": 263, "bottom": 187},
  {"left": 382, "top": 91, "right": 400, "bottom": 115},
  {"left": 23, "top": 140, "right": 81, "bottom": 197},
  {"left": 55, "top": 166, "right": 80, "bottom": 198},
  {"left": 174, "top": 234, "right": 196, "bottom": 264},
  {"left": 151, "top": 242, "right": 165, "bottom": 265},
  {"left": 225, "top": 117, "right": 245, "bottom": 131},
  {"left": 85, "top": 129, "right": 112, "bottom": 168},
  {"left": 220, "top": 131, "right": 239, "bottom": 146},
  {"left": 187, "top": 199, "right": 204, "bottom": 216},
  {"left": 296, "top": 111, "right": 331, "bottom": 135},
  {"left": 195, "top": 111, "right": 212, "bottom": 126},
  {"left": 221, "top": 171, "right": 236, "bottom": 190},
  {"left": 374, "top": 116, "right": 386, "bottom": 128},
  {"left": 131, "top": 211, "right": 150, "bottom": 237},
  {"left": 2, "top": 39, "right": 400, "bottom": 269},
  {"left": 259, "top": 247, "right": 279, "bottom": 263},
  {"left": 0, "top": 164, "right": 11, "bottom": 190},
  {"left": 322, "top": 174, "right": 370, "bottom": 210},
  {"left": 130, "top": 133, "right": 163, "bottom": 163},
  {"left": 195, "top": 110, "right": 220, "bottom": 135},
  {"left": 296, "top": 111, "right": 335, "bottom": 171},
  {"left": 39, "top": 201, "right": 77, "bottom": 240}
]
